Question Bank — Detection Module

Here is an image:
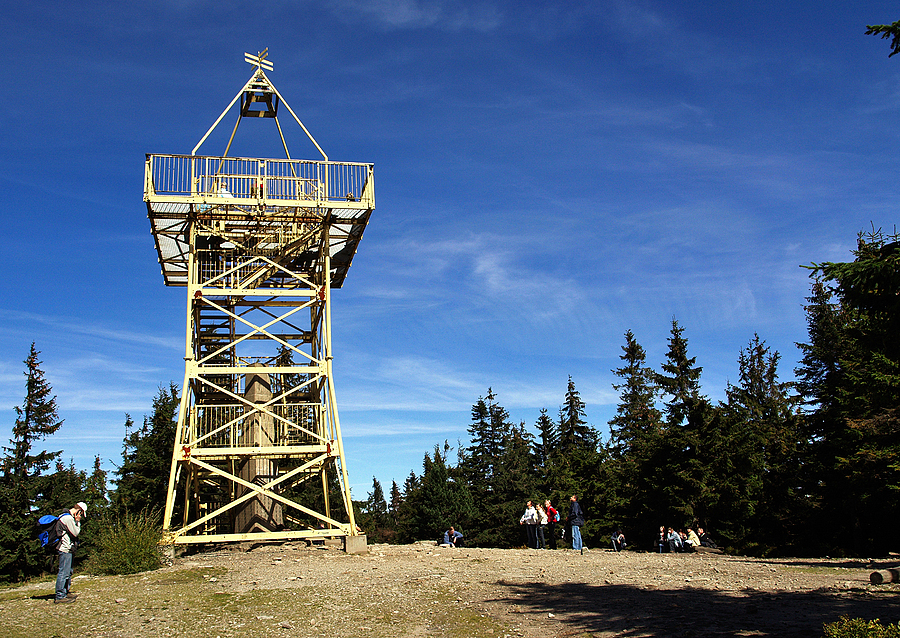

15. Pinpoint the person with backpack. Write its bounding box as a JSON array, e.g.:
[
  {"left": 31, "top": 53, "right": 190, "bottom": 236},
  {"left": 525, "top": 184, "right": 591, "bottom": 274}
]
[
  {"left": 54, "top": 502, "right": 87, "bottom": 604},
  {"left": 544, "top": 500, "right": 559, "bottom": 550}
]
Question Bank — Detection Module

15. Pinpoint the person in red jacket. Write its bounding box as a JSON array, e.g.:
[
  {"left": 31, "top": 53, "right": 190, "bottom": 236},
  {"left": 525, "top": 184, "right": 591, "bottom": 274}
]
[{"left": 544, "top": 500, "right": 559, "bottom": 550}]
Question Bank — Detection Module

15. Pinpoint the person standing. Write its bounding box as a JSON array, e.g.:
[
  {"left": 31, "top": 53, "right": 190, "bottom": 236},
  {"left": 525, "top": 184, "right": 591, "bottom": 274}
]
[
  {"left": 536, "top": 503, "right": 548, "bottom": 549},
  {"left": 55, "top": 501, "right": 87, "bottom": 604},
  {"left": 519, "top": 500, "right": 539, "bottom": 549},
  {"left": 544, "top": 500, "right": 559, "bottom": 550},
  {"left": 567, "top": 495, "right": 585, "bottom": 553}
]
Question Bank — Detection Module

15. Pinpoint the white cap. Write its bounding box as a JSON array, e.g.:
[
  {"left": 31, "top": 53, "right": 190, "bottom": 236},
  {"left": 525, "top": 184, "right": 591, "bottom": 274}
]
[{"left": 76, "top": 501, "right": 88, "bottom": 516}]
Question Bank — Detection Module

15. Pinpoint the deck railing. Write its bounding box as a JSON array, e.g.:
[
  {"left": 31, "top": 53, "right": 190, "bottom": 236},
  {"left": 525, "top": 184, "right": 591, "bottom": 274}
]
[
  {"left": 191, "top": 402, "right": 323, "bottom": 449},
  {"left": 146, "top": 154, "right": 374, "bottom": 206}
]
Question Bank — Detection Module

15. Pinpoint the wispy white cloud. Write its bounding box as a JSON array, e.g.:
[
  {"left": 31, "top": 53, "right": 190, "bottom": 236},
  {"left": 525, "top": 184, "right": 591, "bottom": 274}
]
[{"left": 0, "top": 309, "right": 181, "bottom": 352}]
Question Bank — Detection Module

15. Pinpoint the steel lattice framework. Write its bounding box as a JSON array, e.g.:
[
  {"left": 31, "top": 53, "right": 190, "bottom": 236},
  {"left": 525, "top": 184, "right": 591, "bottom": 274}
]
[{"left": 145, "top": 51, "right": 372, "bottom": 547}]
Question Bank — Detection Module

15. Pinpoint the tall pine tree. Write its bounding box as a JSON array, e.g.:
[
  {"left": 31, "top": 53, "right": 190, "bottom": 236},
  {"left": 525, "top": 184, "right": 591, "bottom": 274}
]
[
  {"left": 654, "top": 319, "right": 709, "bottom": 526},
  {"left": 114, "top": 383, "right": 179, "bottom": 517},
  {"left": 797, "top": 228, "right": 900, "bottom": 555},
  {"left": 608, "top": 330, "right": 665, "bottom": 545},
  {"left": 0, "top": 344, "right": 64, "bottom": 582}
]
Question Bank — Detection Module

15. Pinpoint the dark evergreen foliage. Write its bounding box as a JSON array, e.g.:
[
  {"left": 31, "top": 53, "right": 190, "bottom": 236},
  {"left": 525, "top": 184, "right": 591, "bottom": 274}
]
[
  {"left": 608, "top": 330, "right": 666, "bottom": 546},
  {"left": 113, "top": 383, "right": 179, "bottom": 517},
  {"left": 867, "top": 20, "right": 900, "bottom": 56},
  {"left": 796, "top": 228, "right": 900, "bottom": 555},
  {"left": 0, "top": 344, "right": 65, "bottom": 582}
]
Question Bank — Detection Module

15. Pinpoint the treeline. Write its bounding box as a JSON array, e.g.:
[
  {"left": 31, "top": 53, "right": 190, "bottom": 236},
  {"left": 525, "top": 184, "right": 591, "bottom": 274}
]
[{"left": 357, "top": 228, "right": 899, "bottom": 557}]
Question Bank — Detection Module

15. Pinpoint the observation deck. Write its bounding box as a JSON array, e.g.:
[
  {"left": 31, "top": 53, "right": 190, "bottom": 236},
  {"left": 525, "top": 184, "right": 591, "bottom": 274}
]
[{"left": 145, "top": 154, "right": 374, "bottom": 288}]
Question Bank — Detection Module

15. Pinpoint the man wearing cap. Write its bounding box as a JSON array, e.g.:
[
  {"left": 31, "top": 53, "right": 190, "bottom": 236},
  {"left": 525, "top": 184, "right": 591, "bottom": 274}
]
[{"left": 55, "top": 501, "right": 87, "bottom": 604}]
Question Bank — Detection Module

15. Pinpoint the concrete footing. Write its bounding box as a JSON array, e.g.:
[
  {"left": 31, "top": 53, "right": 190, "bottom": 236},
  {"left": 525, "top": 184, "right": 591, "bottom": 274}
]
[{"left": 343, "top": 534, "right": 368, "bottom": 554}]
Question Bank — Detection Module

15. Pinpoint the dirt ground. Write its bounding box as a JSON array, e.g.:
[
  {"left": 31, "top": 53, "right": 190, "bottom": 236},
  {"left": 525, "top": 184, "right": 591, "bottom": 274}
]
[{"left": 2, "top": 541, "right": 899, "bottom": 638}]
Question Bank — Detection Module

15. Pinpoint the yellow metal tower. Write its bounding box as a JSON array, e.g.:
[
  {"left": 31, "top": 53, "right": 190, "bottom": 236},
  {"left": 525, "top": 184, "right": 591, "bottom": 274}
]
[{"left": 144, "top": 51, "right": 372, "bottom": 550}]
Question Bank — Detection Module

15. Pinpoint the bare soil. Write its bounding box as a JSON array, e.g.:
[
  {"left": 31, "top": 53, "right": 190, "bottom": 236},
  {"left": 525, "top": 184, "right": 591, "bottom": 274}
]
[{"left": 2, "top": 542, "right": 898, "bottom": 638}]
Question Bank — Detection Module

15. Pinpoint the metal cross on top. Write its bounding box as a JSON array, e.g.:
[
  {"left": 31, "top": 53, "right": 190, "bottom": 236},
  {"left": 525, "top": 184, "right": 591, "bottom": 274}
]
[{"left": 244, "top": 48, "right": 273, "bottom": 72}]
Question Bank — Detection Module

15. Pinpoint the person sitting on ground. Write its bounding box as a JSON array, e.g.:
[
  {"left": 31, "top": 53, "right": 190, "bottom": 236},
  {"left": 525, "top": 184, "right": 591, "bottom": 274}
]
[
  {"left": 667, "top": 527, "right": 683, "bottom": 553},
  {"left": 611, "top": 528, "right": 626, "bottom": 552},
  {"left": 697, "top": 527, "right": 718, "bottom": 549},
  {"left": 442, "top": 526, "right": 464, "bottom": 547},
  {"left": 685, "top": 527, "right": 701, "bottom": 549}
]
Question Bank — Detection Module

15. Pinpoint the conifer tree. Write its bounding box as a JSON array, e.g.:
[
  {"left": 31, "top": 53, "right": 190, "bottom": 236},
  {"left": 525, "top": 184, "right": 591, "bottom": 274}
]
[
  {"left": 114, "top": 383, "right": 179, "bottom": 517},
  {"left": 534, "top": 408, "right": 558, "bottom": 468},
  {"left": 558, "top": 377, "right": 597, "bottom": 453},
  {"left": 715, "top": 335, "right": 803, "bottom": 553},
  {"left": 388, "top": 480, "right": 402, "bottom": 526},
  {"left": 797, "top": 228, "right": 900, "bottom": 554},
  {"left": 367, "top": 478, "right": 388, "bottom": 526},
  {"left": 462, "top": 389, "right": 509, "bottom": 492},
  {"left": 654, "top": 319, "right": 709, "bottom": 525},
  {"left": 460, "top": 391, "right": 517, "bottom": 546},
  {"left": 0, "top": 344, "right": 64, "bottom": 582},
  {"left": 397, "top": 445, "right": 474, "bottom": 543},
  {"left": 3, "top": 344, "right": 64, "bottom": 509},
  {"left": 608, "top": 330, "right": 665, "bottom": 543}
]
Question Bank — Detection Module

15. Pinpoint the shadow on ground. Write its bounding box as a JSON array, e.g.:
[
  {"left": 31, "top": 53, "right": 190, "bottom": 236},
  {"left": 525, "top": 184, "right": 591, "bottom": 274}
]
[{"left": 491, "top": 580, "right": 900, "bottom": 637}]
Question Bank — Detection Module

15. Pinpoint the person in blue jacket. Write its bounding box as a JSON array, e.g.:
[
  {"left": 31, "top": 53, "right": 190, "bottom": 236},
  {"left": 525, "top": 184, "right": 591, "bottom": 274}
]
[{"left": 442, "top": 526, "right": 463, "bottom": 547}]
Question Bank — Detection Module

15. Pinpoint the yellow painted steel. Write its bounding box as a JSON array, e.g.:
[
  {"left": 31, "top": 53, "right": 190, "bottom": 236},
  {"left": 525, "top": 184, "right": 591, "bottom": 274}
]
[{"left": 146, "top": 55, "right": 372, "bottom": 546}]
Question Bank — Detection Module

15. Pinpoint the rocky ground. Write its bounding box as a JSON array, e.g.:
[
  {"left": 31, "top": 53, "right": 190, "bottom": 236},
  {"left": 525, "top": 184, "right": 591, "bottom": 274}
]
[{"left": 2, "top": 542, "right": 898, "bottom": 638}]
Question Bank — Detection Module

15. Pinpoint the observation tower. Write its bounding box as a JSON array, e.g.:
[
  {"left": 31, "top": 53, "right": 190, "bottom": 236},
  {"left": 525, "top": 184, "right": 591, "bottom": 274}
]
[{"left": 144, "top": 50, "right": 372, "bottom": 551}]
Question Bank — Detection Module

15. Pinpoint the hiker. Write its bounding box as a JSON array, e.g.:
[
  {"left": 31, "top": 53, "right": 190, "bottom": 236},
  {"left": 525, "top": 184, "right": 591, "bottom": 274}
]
[{"left": 54, "top": 502, "right": 87, "bottom": 604}]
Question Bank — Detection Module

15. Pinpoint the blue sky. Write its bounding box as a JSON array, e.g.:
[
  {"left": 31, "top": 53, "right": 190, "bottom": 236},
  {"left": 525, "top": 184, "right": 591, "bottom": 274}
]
[{"left": 1, "top": 1, "right": 898, "bottom": 500}]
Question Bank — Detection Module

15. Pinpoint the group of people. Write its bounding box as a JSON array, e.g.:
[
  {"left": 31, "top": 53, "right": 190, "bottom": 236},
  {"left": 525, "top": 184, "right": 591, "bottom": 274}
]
[
  {"left": 657, "top": 525, "right": 717, "bottom": 553},
  {"left": 441, "top": 495, "right": 587, "bottom": 553},
  {"left": 519, "top": 495, "right": 585, "bottom": 552}
]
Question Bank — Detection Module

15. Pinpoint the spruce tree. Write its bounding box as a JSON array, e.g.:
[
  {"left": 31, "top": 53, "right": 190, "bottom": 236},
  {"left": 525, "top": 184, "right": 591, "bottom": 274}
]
[
  {"left": 797, "top": 228, "right": 900, "bottom": 555},
  {"left": 608, "top": 330, "right": 665, "bottom": 544},
  {"left": 0, "top": 344, "right": 64, "bottom": 582},
  {"left": 397, "top": 445, "right": 474, "bottom": 543},
  {"left": 654, "top": 319, "right": 709, "bottom": 526},
  {"left": 716, "top": 335, "right": 803, "bottom": 553},
  {"left": 362, "top": 476, "right": 389, "bottom": 540},
  {"left": 558, "top": 377, "right": 597, "bottom": 453},
  {"left": 114, "top": 383, "right": 179, "bottom": 517},
  {"left": 534, "top": 408, "right": 558, "bottom": 468},
  {"left": 388, "top": 480, "right": 402, "bottom": 526}
]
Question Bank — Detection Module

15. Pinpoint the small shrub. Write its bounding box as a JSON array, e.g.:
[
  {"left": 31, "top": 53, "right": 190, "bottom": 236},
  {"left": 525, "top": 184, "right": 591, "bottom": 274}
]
[
  {"left": 824, "top": 617, "right": 900, "bottom": 638},
  {"left": 83, "top": 509, "right": 163, "bottom": 575}
]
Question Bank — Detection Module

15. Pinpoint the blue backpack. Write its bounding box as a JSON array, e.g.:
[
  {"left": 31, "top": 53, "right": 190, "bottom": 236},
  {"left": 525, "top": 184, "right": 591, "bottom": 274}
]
[{"left": 37, "top": 512, "right": 68, "bottom": 554}]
